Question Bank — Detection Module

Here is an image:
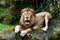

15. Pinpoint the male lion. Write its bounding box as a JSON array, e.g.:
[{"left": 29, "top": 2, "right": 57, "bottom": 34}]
[{"left": 15, "top": 8, "right": 52, "bottom": 36}]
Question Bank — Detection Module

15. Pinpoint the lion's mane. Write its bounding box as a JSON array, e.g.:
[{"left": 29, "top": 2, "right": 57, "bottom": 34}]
[{"left": 19, "top": 8, "right": 36, "bottom": 29}]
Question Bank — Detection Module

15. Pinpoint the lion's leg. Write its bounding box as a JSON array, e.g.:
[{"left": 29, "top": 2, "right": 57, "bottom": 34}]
[
  {"left": 15, "top": 25, "right": 23, "bottom": 33},
  {"left": 15, "top": 25, "right": 32, "bottom": 37},
  {"left": 33, "top": 25, "right": 42, "bottom": 29},
  {"left": 42, "top": 15, "right": 48, "bottom": 31},
  {"left": 20, "top": 28, "right": 32, "bottom": 37}
]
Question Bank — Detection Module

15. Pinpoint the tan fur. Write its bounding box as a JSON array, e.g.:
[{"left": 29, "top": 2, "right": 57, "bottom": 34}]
[
  {"left": 19, "top": 8, "right": 52, "bottom": 29},
  {"left": 16, "top": 8, "right": 52, "bottom": 36},
  {"left": 33, "top": 12, "right": 52, "bottom": 29}
]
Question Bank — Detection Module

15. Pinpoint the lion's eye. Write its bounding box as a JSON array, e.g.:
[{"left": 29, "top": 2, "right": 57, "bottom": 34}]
[
  {"left": 24, "top": 13, "right": 26, "bottom": 15},
  {"left": 28, "top": 13, "right": 31, "bottom": 15}
]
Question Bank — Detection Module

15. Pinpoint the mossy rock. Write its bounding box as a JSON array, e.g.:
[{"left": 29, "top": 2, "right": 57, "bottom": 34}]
[
  {"left": 0, "top": 27, "right": 15, "bottom": 39},
  {"left": 48, "top": 31, "right": 60, "bottom": 40},
  {"left": 0, "top": 28, "right": 60, "bottom": 40}
]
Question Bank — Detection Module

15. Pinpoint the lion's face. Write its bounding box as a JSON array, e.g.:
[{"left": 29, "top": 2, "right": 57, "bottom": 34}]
[
  {"left": 22, "top": 11, "right": 33, "bottom": 24},
  {"left": 20, "top": 8, "right": 36, "bottom": 28}
]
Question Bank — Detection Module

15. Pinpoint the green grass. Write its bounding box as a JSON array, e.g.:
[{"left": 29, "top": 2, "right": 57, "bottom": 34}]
[{"left": 0, "top": 23, "right": 15, "bottom": 31}]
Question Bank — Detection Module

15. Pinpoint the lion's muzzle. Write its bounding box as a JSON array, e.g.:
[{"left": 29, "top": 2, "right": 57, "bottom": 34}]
[
  {"left": 25, "top": 20, "right": 30, "bottom": 22},
  {"left": 24, "top": 16, "right": 31, "bottom": 24},
  {"left": 25, "top": 20, "right": 30, "bottom": 24}
]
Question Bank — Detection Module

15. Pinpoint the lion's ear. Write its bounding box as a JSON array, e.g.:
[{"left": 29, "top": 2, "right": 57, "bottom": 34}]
[
  {"left": 21, "top": 9, "right": 23, "bottom": 13},
  {"left": 21, "top": 9, "right": 24, "bottom": 13},
  {"left": 29, "top": 8, "right": 35, "bottom": 13},
  {"left": 33, "top": 10, "right": 36, "bottom": 14}
]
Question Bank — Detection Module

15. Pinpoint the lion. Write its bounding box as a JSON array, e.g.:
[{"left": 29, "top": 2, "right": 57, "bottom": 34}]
[{"left": 15, "top": 8, "right": 52, "bottom": 36}]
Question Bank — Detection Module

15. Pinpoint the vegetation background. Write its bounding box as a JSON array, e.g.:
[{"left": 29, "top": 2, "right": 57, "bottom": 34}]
[{"left": 0, "top": 0, "right": 60, "bottom": 40}]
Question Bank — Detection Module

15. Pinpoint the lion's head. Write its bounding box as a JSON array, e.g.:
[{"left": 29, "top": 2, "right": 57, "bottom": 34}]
[{"left": 19, "top": 8, "right": 36, "bottom": 29}]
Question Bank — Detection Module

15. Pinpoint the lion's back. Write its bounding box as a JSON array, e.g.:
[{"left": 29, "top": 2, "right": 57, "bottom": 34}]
[
  {"left": 35, "top": 12, "right": 52, "bottom": 24},
  {"left": 36, "top": 12, "right": 52, "bottom": 19}
]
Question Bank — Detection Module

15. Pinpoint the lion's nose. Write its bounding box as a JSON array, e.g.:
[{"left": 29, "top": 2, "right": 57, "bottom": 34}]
[{"left": 26, "top": 17, "right": 28, "bottom": 19}]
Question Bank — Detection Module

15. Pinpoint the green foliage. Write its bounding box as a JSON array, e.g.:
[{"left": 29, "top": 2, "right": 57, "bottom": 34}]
[
  {"left": 0, "top": 7, "right": 13, "bottom": 24},
  {"left": 48, "top": 31, "right": 60, "bottom": 40},
  {"left": 0, "top": 0, "right": 59, "bottom": 24},
  {"left": 2, "top": 14, "right": 13, "bottom": 24},
  {"left": 5, "top": 0, "right": 15, "bottom": 7}
]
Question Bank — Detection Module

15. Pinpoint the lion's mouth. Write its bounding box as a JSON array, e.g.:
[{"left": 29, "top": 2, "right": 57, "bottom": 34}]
[{"left": 25, "top": 20, "right": 30, "bottom": 24}]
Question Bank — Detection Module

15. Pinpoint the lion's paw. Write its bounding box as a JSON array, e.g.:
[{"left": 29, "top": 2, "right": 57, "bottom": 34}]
[
  {"left": 15, "top": 25, "right": 20, "bottom": 33},
  {"left": 20, "top": 31, "right": 27, "bottom": 37},
  {"left": 41, "top": 27, "right": 48, "bottom": 31}
]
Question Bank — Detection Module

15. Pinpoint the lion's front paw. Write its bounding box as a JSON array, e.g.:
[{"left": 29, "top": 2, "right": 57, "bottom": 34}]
[
  {"left": 15, "top": 25, "right": 20, "bottom": 33},
  {"left": 20, "top": 30, "right": 27, "bottom": 37},
  {"left": 41, "top": 27, "right": 48, "bottom": 31}
]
